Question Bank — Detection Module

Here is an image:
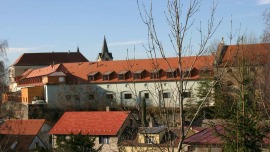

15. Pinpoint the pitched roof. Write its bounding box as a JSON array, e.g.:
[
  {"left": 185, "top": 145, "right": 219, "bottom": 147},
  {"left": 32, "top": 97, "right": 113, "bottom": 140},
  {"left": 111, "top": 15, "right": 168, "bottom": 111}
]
[
  {"left": 49, "top": 111, "right": 130, "bottom": 135},
  {"left": 12, "top": 51, "right": 89, "bottom": 66},
  {"left": 0, "top": 119, "right": 46, "bottom": 135},
  {"left": 69, "top": 56, "right": 212, "bottom": 81},
  {"left": 219, "top": 43, "right": 270, "bottom": 67},
  {"left": 0, "top": 135, "right": 36, "bottom": 151},
  {"left": 184, "top": 126, "right": 224, "bottom": 145},
  {"left": 25, "top": 64, "right": 61, "bottom": 78},
  {"left": 17, "top": 55, "right": 214, "bottom": 84}
]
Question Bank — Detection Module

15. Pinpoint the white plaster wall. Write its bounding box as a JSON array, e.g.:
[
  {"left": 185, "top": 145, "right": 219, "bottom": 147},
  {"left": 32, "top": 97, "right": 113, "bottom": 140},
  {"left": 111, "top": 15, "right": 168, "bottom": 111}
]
[{"left": 44, "top": 80, "right": 210, "bottom": 108}]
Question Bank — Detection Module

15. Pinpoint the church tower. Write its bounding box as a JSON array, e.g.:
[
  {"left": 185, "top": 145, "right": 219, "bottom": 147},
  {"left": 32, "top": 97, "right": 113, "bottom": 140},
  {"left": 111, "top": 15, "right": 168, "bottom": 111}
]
[{"left": 97, "top": 36, "right": 113, "bottom": 61}]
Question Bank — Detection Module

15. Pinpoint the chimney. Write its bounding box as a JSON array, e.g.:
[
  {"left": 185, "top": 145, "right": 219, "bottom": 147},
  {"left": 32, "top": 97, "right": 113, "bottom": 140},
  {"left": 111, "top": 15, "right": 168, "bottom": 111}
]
[
  {"left": 106, "top": 106, "right": 110, "bottom": 112},
  {"left": 215, "top": 37, "right": 225, "bottom": 65},
  {"left": 149, "top": 117, "right": 153, "bottom": 127}
]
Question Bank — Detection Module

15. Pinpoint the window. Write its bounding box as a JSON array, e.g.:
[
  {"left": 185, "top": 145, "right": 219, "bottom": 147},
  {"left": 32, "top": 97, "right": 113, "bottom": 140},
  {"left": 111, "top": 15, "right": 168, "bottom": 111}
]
[
  {"left": 106, "top": 94, "right": 114, "bottom": 100},
  {"left": 59, "top": 77, "right": 65, "bottom": 82},
  {"left": 103, "top": 71, "right": 113, "bottom": 81},
  {"left": 144, "top": 93, "right": 149, "bottom": 99},
  {"left": 167, "top": 72, "right": 176, "bottom": 78},
  {"left": 150, "top": 69, "right": 160, "bottom": 79},
  {"left": 133, "top": 73, "right": 141, "bottom": 80},
  {"left": 118, "top": 70, "right": 128, "bottom": 80},
  {"left": 133, "top": 70, "right": 144, "bottom": 80},
  {"left": 34, "top": 142, "right": 39, "bottom": 148},
  {"left": 166, "top": 68, "right": 177, "bottom": 78},
  {"left": 145, "top": 136, "right": 156, "bottom": 144},
  {"left": 187, "top": 146, "right": 195, "bottom": 151},
  {"left": 88, "top": 75, "right": 94, "bottom": 81},
  {"left": 118, "top": 74, "right": 124, "bottom": 80},
  {"left": 103, "top": 75, "right": 110, "bottom": 81},
  {"left": 73, "top": 95, "right": 80, "bottom": 101},
  {"left": 163, "top": 92, "right": 170, "bottom": 98},
  {"left": 88, "top": 94, "right": 95, "bottom": 100},
  {"left": 99, "top": 136, "right": 110, "bottom": 144},
  {"left": 124, "top": 93, "right": 132, "bottom": 99},
  {"left": 183, "top": 92, "right": 191, "bottom": 98},
  {"left": 150, "top": 73, "right": 160, "bottom": 79}
]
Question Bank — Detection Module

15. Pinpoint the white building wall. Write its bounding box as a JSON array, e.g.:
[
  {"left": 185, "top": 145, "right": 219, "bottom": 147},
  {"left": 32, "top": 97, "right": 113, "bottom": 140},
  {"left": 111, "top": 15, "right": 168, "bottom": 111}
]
[{"left": 44, "top": 80, "right": 207, "bottom": 108}]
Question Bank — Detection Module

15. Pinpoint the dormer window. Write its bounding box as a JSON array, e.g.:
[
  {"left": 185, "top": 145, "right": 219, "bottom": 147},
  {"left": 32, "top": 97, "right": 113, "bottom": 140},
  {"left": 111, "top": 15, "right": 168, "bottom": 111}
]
[
  {"left": 103, "top": 71, "right": 113, "bottom": 81},
  {"left": 199, "top": 67, "right": 212, "bottom": 77},
  {"left": 166, "top": 68, "right": 177, "bottom": 78},
  {"left": 118, "top": 70, "right": 129, "bottom": 80},
  {"left": 133, "top": 70, "right": 144, "bottom": 80},
  {"left": 150, "top": 69, "right": 160, "bottom": 79},
  {"left": 183, "top": 67, "right": 193, "bottom": 77},
  {"left": 88, "top": 71, "right": 99, "bottom": 81}
]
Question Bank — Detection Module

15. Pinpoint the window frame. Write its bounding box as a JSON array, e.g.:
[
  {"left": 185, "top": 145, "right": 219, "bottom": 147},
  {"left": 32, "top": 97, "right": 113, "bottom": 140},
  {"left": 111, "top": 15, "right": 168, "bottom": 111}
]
[{"left": 124, "top": 93, "right": 132, "bottom": 99}]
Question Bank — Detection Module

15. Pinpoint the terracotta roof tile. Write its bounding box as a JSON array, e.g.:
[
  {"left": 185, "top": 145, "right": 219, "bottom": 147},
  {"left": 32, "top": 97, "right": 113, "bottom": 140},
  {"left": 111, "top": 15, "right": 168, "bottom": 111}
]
[
  {"left": 49, "top": 111, "right": 130, "bottom": 135},
  {"left": 18, "top": 55, "right": 214, "bottom": 84},
  {"left": 220, "top": 43, "right": 270, "bottom": 67},
  {"left": 12, "top": 52, "right": 89, "bottom": 66},
  {"left": 26, "top": 64, "right": 61, "bottom": 78},
  {"left": 0, "top": 119, "right": 46, "bottom": 135}
]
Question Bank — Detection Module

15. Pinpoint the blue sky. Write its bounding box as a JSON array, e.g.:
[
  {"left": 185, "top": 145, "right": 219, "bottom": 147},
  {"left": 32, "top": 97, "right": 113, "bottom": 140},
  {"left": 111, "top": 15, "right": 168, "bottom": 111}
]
[{"left": 0, "top": 0, "right": 270, "bottom": 66}]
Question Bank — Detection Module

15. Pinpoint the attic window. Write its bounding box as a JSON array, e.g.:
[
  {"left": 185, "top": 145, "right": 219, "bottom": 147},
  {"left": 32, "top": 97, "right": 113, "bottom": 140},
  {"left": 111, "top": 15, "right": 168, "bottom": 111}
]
[
  {"left": 88, "top": 72, "right": 99, "bottom": 81},
  {"left": 150, "top": 69, "right": 160, "bottom": 79},
  {"left": 103, "top": 71, "right": 113, "bottom": 81},
  {"left": 199, "top": 67, "right": 212, "bottom": 77},
  {"left": 183, "top": 67, "right": 193, "bottom": 77},
  {"left": 118, "top": 70, "right": 128, "bottom": 80},
  {"left": 133, "top": 70, "right": 144, "bottom": 80},
  {"left": 166, "top": 68, "right": 177, "bottom": 78}
]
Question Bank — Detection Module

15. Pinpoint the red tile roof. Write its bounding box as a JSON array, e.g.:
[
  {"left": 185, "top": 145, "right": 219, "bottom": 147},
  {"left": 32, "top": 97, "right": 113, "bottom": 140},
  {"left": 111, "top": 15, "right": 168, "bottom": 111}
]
[
  {"left": 12, "top": 52, "right": 89, "bottom": 66},
  {"left": 49, "top": 111, "right": 130, "bottom": 135},
  {"left": 220, "top": 43, "right": 270, "bottom": 67},
  {"left": 17, "top": 56, "right": 214, "bottom": 85},
  {"left": 26, "top": 64, "right": 61, "bottom": 78},
  {"left": 0, "top": 119, "right": 46, "bottom": 135}
]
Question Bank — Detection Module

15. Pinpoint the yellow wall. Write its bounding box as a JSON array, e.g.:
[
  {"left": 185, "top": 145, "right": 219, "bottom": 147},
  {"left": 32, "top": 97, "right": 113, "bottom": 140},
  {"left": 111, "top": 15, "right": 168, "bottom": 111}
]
[{"left": 21, "top": 86, "right": 44, "bottom": 104}]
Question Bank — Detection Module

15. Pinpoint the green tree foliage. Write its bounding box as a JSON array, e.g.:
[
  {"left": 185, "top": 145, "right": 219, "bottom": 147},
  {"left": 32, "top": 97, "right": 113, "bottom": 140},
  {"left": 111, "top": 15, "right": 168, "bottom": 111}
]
[
  {"left": 214, "top": 45, "right": 270, "bottom": 151},
  {"left": 56, "top": 132, "right": 102, "bottom": 152}
]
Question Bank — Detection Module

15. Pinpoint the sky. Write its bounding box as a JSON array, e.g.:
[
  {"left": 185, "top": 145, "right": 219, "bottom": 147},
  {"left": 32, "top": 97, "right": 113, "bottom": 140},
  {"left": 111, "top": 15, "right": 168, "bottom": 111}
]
[{"left": 0, "top": 0, "right": 270, "bottom": 66}]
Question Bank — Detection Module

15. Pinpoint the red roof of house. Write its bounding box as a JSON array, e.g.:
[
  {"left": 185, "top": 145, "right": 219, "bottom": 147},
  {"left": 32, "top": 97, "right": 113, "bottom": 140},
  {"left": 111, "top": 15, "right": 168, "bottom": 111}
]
[
  {"left": 0, "top": 119, "right": 46, "bottom": 135},
  {"left": 16, "top": 56, "right": 214, "bottom": 85},
  {"left": 26, "top": 64, "right": 61, "bottom": 78},
  {"left": 12, "top": 52, "right": 89, "bottom": 66},
  {"left": 220, "top": 43, "right": 270, "bottom": 67},
  {"left": 184, "top": 126, "right": 224, "bottom": 145},
  {"left": 49, "top": 111, "right": 130, "bottom": 136}
]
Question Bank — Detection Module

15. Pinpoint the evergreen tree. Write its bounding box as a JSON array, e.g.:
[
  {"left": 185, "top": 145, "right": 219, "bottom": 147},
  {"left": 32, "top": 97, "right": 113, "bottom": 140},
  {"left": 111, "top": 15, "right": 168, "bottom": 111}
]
[{"left": 56, "top": 132, "right": 102, "bottom": 152}]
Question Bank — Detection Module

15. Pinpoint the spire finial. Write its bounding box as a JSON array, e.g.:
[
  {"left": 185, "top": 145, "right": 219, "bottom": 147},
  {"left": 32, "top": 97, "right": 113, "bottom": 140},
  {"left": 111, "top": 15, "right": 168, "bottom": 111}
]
[{"left": 77, "top": 45, "right": 80, "bottom": 52}]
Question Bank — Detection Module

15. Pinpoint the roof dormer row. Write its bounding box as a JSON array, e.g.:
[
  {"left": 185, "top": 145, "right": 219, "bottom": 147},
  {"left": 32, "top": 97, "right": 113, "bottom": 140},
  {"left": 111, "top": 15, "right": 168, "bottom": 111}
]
[{"left": 88, "top": 67, "right": 212, "bottom": 82}]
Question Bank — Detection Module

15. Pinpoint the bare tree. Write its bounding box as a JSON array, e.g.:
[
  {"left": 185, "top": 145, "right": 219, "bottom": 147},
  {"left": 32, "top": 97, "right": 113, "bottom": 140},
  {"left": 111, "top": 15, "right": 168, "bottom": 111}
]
[
  {"left": 262, "top": 8, "right": 270, "bottom": 43},
  {"left": 136, "top": 0, "right": 221, "bottom": 151}
]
